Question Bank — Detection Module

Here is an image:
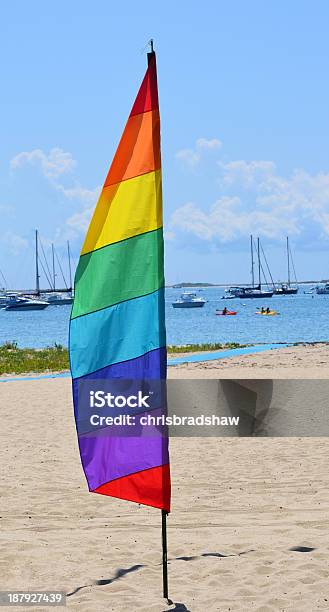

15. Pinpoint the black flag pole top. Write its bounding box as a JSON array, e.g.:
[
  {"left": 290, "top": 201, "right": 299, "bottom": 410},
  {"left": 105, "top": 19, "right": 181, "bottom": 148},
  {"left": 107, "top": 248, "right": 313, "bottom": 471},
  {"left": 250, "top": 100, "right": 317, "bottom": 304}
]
[{"left": 147, "top": 38, "right": 155, "bottom": 64}]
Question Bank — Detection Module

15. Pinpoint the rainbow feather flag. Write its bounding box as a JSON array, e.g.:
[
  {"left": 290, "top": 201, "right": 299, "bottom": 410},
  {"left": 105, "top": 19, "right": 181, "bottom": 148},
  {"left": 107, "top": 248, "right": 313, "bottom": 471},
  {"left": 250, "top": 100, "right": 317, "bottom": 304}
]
[{"left": 69, "top": 50, "right": 170, "bottom": 512}]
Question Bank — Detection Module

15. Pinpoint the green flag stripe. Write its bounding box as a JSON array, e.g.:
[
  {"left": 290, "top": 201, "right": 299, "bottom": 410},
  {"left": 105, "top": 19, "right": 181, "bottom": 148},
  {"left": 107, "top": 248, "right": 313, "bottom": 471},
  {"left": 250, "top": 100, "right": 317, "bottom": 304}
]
[{"left": 71, "top": 228, "right": 164, "bottom": 319}]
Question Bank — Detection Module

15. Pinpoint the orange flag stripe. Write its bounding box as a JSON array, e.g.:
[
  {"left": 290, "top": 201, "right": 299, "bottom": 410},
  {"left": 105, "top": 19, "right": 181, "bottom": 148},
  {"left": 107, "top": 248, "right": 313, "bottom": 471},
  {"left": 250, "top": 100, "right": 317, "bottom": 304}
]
[{"left": 104, "top": 109, "right": 160, "bottom": 188}]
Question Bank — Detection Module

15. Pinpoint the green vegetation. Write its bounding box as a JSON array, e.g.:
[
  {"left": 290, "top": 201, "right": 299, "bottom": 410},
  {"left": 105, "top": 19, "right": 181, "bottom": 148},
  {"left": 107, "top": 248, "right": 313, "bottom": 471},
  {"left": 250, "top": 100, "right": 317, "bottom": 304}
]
[
  {"left": 0, "top": 343, "right": 69, "bottom": 375},
  {"left": 167, "top": 342, "right": 246, "bottom": 353},
  {"left": 0, "top": 341, "right": 249, "bottom": 375}
]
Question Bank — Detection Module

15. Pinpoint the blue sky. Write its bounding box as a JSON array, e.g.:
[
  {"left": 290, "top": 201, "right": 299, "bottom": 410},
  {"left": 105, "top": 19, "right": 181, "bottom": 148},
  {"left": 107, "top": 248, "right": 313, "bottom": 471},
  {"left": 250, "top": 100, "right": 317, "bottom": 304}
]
[{"left": 1, "top": 0, "right": 329, "bottom": 288}]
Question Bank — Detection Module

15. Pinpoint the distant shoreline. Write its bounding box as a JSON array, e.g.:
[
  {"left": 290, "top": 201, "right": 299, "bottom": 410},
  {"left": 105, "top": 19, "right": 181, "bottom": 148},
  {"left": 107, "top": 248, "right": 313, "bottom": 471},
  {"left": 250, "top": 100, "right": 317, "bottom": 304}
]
[
  {"left": 168, "top": 280, "right": 327, "bottom": 288},
  {"left": 3, "top": 280, "right": 327, "bottom": 293}
]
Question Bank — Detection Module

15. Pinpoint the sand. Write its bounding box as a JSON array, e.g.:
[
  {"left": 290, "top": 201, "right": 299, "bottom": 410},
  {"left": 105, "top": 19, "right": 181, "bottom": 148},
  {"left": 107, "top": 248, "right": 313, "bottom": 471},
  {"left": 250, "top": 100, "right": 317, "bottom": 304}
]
[
  {"left": 1, "top": 376, "right": 329, "bottom": 611},
  {"left": 169, "top": 343, "right": 329, "bottom": 378}
]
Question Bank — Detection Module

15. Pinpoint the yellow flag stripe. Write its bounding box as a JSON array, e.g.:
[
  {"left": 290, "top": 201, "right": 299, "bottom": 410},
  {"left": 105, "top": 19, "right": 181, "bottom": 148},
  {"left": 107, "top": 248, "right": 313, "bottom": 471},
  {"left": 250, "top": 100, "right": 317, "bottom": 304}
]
[{"left": 81, "top": 169, "right": 162, "bottom": 255}]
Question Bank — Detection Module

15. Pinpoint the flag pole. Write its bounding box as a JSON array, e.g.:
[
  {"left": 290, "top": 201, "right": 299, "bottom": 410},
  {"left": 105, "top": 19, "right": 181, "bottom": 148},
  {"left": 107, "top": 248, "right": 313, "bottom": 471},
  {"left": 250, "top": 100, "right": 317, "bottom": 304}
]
[
  {"left": 146, "top": 38, "right": 169, "bottom": 602},
  {"left": 162, "top": 509, "right": 169, "bottom": 599}
]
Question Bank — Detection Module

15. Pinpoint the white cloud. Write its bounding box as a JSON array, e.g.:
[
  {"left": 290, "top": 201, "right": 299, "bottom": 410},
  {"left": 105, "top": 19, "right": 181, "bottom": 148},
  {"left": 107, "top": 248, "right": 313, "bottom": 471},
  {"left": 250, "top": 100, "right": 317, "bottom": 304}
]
[
  {"left": 10, "top": 146, "right": 101, "bottom": 238},
  {"left": 57, "top": 184, "right": 101, "bottom": 207},
  {"left": 196, "top": 138, "right": 222, "bottom": 150},
  {"left": 175, "top": 148, "right": 200, "bottom": 167},
  {"left": 66, "top": 208, "right": 94, "bottom": 233},
  {"left": 171, "top": 157, "right": 329, "bottom": 245},
  {"left": 171, "top": 198, "right": 299, "bottom": 243},
  {"left": 176, "top": 137, "right": 222, "bottom": 167},
  {"left": 2, "top": 231, "right": 29, "bottom": 254},
  {"left": 10, "top": 147, "right": 76, "bottom": 179},
  {"left": 218, "top": 160, "right": 276, "bottom": 188},
  {"left": 60, "top": 185, "right": 101, "bottom": 236}
]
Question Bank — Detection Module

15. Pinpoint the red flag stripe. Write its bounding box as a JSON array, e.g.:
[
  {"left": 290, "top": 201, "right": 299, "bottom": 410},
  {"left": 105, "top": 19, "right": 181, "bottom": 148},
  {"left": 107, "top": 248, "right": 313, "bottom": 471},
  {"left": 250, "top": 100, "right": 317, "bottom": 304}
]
[
  {"left": 93, "top": 464, "right": 171, "bottom": 511},
  {"left": 130, "top": 53, "right": 159, "bottom": 117}
]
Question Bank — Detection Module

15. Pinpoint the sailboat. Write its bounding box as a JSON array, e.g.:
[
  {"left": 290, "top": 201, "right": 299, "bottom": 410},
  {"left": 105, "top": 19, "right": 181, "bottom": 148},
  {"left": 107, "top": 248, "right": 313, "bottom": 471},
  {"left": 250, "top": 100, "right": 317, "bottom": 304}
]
[
  {"left": 274, "top": 237, "right": 298, "bottom": 295},
  {"left": 44, "top": 241, "right": 73, "bottom": 305},
  {"left": 238, "top": 236, "right": 273, "bottom": 299},
  {"left": 5, "top": 231, "right": 49, "bottom": 310}
]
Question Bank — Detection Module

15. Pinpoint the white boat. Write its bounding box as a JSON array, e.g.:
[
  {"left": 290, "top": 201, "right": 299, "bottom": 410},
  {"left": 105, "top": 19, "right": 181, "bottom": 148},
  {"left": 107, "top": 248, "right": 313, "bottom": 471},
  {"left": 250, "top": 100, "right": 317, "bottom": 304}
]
[
  {"left": 304, "top": 287, "right": 315, "bottom": 294},
  {"left": 221, "top": 293, "right": 236, "bottom": 300},
  {"left": 5, "top": 295, "right": 49, "bottom": 311},
  {"left": 172, "top": 292, "right": 206, "bottom": 308},
  {"left": 316, "top": 283, "right": 329, "bottom": 295},
  {"left": 223, "top": 287, "right": 242, "bottom": 298},
  {"left": 45, "top": 292, "right": 73, "bottom": 305},
  {"left": 1, "top": 232, "right": 73, "bottom": 310},
  {"left": 0, "top": 292, "right": 22, "bottom": 307},
  {"left": 0, "top": 292, "right": 9, "bottom": 307}
]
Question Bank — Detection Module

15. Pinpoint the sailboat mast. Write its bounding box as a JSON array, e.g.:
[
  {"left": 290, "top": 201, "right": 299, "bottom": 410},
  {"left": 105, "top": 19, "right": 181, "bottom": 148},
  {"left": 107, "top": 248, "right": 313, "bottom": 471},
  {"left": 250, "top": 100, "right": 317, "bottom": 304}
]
[
  {"left": 35, "top": 229, "right": 40, "bottom": 295},
  {"left": 250, "top": 235, "right": 255, "bottom": 287},
  {"left": 257, "top": 237, "right": 261, "bottom": 288},
  {"left": 52, "top": 243, "right": 56, "bottom": 291},
  {"left": 287, "top": 236, "right": 291, "bottom": 287},
  {"left": 67, "top": 241, "right": 72, "bottom": 291}
]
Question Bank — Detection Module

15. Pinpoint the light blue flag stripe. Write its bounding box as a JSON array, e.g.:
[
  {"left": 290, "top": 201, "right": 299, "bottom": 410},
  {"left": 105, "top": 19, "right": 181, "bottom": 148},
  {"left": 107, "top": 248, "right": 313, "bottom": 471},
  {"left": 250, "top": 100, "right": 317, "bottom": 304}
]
[{"left": 69, "top": 288, "right": 166, "bottom": 379}]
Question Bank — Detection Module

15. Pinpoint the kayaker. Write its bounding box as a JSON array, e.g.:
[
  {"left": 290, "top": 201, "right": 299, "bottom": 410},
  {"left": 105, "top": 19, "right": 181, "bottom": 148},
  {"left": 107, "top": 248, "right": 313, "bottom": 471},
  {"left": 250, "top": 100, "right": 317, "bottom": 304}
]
[
  {"left": 266, "top": 307, "right": 270, "bottom": 314},
  {"left": 261, "top": 307, "right": 265, "bottom": 313},
  {"left": 223, "top": 307, "right": 228, "bottom": 315}
]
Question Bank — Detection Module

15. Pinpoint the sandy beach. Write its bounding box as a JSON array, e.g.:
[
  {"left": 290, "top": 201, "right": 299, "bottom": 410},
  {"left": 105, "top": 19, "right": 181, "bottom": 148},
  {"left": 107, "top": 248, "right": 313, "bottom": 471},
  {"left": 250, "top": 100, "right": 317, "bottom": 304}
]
[
  {"left": 169, "top": 343, "right": 329, "bottom": 378},
  {"left": 1, "top": 376, "right": 329, "bottom": 611}
]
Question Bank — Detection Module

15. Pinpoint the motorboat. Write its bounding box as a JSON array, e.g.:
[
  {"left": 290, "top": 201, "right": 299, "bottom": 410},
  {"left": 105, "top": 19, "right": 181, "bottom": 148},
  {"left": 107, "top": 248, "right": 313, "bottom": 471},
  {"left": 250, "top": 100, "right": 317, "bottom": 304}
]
[
  {"left": 5, "top": 295, "right": 49, "bottom": 311},
  {"left": 172, "top": 292, "right": 206, "bottom": 308},
  {"left": 316, "top": 283, "right": 329, "bottom": 295},
  {"left": 223, "top": 287, "right": 243, "bottom": 298},
  {"left": 45, "top": 292, "right": 73, "bottom": 305},
  {"left": 221, "top": 294, "right": 237, "bottom": 300},
  {"left": 0, "top": 292, "right": 23, "bottom": 307},
  {"left": 0, "top": 292, "right": 10, "bottom": 307}
]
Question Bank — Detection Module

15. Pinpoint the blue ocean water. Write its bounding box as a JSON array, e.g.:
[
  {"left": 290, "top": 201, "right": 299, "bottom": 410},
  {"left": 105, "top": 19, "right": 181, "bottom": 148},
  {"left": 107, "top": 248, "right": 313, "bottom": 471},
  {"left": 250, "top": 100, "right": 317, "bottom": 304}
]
[{"left": 0, "top": 286, "right": 327, "bottom": 348}]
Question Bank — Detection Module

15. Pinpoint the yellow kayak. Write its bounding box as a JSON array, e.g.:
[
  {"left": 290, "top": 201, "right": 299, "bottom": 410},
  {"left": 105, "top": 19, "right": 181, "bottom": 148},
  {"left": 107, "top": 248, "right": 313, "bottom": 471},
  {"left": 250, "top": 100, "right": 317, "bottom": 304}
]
[{"left": 256, "top": 310, "right": 278, "bottom": 316}]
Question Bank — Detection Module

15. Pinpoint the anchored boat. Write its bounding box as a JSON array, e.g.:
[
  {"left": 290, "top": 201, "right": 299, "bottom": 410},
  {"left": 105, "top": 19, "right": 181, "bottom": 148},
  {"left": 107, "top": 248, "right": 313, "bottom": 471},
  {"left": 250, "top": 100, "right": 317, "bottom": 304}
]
[
  {"left": 172, "top": 292, "right": 206, "bottom": 308},
  {"left": 238, "top": 237, "right": 273, "bottom": 299},
  {"left": 5, "top": 295, "right": 49, "bottom": 311},
  {"left": 226, "top": 237, "right": 274, "bottom": 299},
  {"left": 274, "top": 237, "right": 298, "bottom": 295},
  {"left": 316, "top": 283, "right": 329, "bottom": 295},
  {"left": 45, "top": 292, "right": 73, "bottom": 305}
]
